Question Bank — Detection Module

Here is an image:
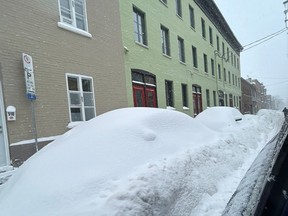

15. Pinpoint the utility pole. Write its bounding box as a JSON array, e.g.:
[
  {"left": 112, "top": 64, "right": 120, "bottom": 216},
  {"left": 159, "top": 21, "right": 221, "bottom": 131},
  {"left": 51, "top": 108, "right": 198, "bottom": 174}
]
[{"left": 284, "top": 0, "right": 288, "bottom": 28}]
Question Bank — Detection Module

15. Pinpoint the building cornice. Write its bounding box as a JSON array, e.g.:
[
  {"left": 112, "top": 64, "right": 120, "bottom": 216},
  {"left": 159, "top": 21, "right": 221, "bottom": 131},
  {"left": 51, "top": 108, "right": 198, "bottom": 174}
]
[{"left": 194, "top": 0, "right": 243, "bottom": 54}]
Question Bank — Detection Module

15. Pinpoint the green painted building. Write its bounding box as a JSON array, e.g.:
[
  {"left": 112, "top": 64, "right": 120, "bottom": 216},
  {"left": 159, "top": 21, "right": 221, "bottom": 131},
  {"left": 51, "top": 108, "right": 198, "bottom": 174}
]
[{"left": 119, "top": 0, "right": 243, "bottom": 116}]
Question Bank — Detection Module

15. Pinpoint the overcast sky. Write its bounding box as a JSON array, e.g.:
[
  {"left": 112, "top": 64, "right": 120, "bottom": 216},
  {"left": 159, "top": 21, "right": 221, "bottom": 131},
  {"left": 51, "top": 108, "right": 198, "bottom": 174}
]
[{"left": 214, "top": 0, "right": 288, "bottom": 101}]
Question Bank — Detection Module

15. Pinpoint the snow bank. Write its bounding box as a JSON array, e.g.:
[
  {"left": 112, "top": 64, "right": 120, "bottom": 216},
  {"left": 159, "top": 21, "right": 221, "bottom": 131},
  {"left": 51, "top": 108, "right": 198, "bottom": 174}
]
[{"left": 0, "top": 107, "right": 284, "bottom": 216}]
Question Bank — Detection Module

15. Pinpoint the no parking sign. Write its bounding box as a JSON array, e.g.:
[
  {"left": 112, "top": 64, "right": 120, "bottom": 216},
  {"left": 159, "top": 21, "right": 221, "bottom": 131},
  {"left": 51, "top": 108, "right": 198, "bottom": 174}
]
[{"left": 22, "top": 53, "right": 36, "bottom": 100}]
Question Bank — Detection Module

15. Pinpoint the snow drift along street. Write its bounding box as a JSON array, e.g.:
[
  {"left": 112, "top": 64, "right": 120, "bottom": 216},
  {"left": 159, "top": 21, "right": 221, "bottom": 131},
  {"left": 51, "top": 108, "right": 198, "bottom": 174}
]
[{"left": 0, "top": 107, "right": 284, "bottom": 216}]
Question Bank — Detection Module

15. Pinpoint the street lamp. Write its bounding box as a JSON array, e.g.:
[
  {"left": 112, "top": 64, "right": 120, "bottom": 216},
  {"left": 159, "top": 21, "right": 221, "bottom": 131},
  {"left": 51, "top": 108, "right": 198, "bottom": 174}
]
[{"left": 284, "top": 0, "right": 288, "bottom": 28}]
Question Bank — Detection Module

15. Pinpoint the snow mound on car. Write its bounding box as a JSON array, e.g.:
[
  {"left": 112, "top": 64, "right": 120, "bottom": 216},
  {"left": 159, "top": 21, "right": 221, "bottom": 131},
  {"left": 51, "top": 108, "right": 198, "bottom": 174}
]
[
  {"left": 195, "top": 107, "right": 243, "bottom": 131},
  {"left": 0, "top": 108, "right": 216, "bottom": 216}
]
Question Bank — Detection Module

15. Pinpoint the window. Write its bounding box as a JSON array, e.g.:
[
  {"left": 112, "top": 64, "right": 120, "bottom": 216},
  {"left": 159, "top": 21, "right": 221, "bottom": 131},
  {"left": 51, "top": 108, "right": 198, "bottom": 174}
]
[
  {"left": 231, "top": 51, "right": 233, "bottom": 65},
  {"left": 211, "top": 59, "right": 215, "bottom": 76},
  {"left": 182, "top": 84, "right": 188, "bottom": 107},
  {"left": 192, "top": 46, "right": 198, "bottom": 68},
  {"left": 175, "top": 0, "right": 182, "bottom": 17},
  {"left": 161, "top": 25, "right": 170, "bottom": 56},
  {"left": 232, "top": 74, "right": 235, "bottom": 85},
  {"left": 189, "top": 5, "right": 195, "bottom": 29},
  {"left": 229, "top": 94, "right": 233, "bottom": 107},
  {"left": 228, "top": 71, "right": 231, "bottom": 84},
  {"left": 58, "top": 0, "right": 90, "bottom": 35},
  {"left": 203, "top": 53, "right": 208, "bottom": 73},
  {"left": 206, "top": 89, "right": 210, "bottom": 107},
  {"left": 209, "top": 27, "right": 213, "bottom": 45},
  {"left": 133, "top": 6, "right": 147, "bottom": 45},
  {"left": 161, "top": 0, "right": 167, "bottom": 4},
  {"left": 165, "top": 80, "right": 174, "bottom": 107},
  {"left": 224, "top": 68, "right": 227, "bottom": 82},
  {"left": 218, "top": 64, "right": 221, "bottom": 79},
  {"left": 192, "top": 85, "right": 202, "bottom": 116},
  {"left": 66, "top": 74, "right": 96, "bottom": 122},
  {"left": 216, "top": 35, "right": 220, "bottom": 52},
  {"left": 213, "top": 90, "right": 217, "bottom": 106},
  {"left": 237, "top": 58, "right": 240, "bottom": 69},
  {"left": 201, "top": 18, "right": 206, "bottom": 39},
  {"left": 178, "top": 36, "right": 185, "bottom": 62},
  {"left": 222, "top": 42, "right": 225, "bottom": 57},
  {"left": 227, "top": 47, "right": 230, "bottom": 61}
]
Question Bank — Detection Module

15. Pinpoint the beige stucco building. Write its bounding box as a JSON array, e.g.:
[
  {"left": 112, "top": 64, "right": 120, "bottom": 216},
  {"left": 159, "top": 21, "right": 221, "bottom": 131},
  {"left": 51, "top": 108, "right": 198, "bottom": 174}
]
[{"left": 0, "top": 1, "right": 128, "bottom": 166}]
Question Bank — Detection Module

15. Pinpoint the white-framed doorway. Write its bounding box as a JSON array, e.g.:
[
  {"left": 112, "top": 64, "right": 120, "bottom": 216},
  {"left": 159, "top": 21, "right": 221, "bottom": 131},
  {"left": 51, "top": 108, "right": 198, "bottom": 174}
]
[{"left": 0, "top": 81, "right": 10, "bottom": 170}]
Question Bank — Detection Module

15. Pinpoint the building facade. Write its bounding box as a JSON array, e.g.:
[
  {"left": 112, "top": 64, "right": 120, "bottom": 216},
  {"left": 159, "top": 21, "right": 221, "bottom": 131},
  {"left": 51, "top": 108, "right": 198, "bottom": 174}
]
[
  {"left": 0, "top": 1, "right": 128, "bottom": 165},
  {"left": 119, "top": 0, "right": 243, "bottom": 117},
  {"left": 1, "top": 0, "right": 243, "bottom": 167}
]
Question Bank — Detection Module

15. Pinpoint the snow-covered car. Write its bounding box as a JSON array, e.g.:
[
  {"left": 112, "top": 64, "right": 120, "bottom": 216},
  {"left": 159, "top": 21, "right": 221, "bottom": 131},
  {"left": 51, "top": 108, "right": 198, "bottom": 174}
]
[{"left": 0, "top": 108, "right": 284, "bottom": 216}]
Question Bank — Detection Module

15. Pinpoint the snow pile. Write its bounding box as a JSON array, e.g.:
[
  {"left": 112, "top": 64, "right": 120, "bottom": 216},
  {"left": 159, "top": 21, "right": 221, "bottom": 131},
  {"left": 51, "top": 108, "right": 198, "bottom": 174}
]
[{"left": 0, "top": 107, "right": 284, "bottom": 216}]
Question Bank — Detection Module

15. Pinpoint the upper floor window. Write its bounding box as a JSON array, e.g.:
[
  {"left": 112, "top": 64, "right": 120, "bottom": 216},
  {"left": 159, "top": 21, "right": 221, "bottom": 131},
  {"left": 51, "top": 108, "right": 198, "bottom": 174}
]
[
  {"left": 218, "top": 64, "right": 221, "bottom": 79},
  {"left": 58, "top": 0, "right": 91, "bottom": 37},
  {"left": 211, "top": 58, "right": 215, "bottom": 76},
  {"left": 209, "top": 27, "right": 213, "bottom": 45},
  {"left": 189, "top": 5, "right": 195, "bottom": 29},
  {"left": 216, "top": 35, "right": 220, "bottom": 52},
  {"left": 175, "top": 0, "right": 182, "bottom": 17},
  {"left": 133, "top": 6, "right": 147, "bottom": 46},
  {"left": 66, "top": 74, "right": 96, "bottom": 122},
  {"left": 227, "top": 47, "right": 230, "bottom": 61},
  {"left": 203, "top": 53, "right": 208, "bottom": 73},
  {"left": 178, "top": 36, "right": 185, "bottom": 63},
  {"left": 161, "top": 0, "right": 167, "bottom": 4},
  {"left": 161, "top": 25, "right": 170, "bottom": 56},
  {"left": 201, "top": 18, "right": 206, "bottom": 39},
  {"left": 192, "top": 46, "right": 198, "bottom": 68}
]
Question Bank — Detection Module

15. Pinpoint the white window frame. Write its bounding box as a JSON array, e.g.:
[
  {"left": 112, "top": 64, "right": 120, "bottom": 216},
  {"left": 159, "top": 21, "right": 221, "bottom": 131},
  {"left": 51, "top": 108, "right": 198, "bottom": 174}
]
[
  {"left": 66, "top": 73, "right": 96, "bottom": 122},
  {"left": 57, "top": 0, "right": 91, "bottom": 38}
]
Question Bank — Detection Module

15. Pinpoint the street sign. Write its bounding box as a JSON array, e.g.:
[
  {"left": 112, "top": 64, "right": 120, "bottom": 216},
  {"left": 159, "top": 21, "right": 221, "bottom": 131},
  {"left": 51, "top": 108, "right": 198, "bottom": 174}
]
[{"left": 22, "top": 53, "right": 36, "bottom": 100}]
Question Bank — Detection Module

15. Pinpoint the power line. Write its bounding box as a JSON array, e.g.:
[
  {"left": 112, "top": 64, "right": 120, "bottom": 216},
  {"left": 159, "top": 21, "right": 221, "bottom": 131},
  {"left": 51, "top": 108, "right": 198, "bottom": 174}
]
[{"left": 242, "top": 28, "right": 288, "bottom": 51}]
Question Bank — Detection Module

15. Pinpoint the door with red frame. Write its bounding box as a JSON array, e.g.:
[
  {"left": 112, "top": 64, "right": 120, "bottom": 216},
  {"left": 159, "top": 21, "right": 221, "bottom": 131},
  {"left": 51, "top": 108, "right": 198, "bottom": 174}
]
[
  {"left": 133, "top": 84, "right": 157, "bottom": 107},
  {"left": 133, "top": 85, "right": 146, "bottom": 107},
  {"left": 193, "top": 93, "right": 202, "bottom": 116},
  {"left": 145, "top": 87, "right": 157, "bottom": 107}
]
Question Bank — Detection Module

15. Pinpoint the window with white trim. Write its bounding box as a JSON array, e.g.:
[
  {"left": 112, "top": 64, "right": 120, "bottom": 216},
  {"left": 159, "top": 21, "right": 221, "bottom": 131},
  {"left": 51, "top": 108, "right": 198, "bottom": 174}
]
[
  {"left": 133, "top": 6, "right": 147, "bottom": 45},
  {"left": 58, "top": 0, "right": 88, "bottom": 31},
  {"left": 66, "top": 74, "right": 96, "bottom": 122}
]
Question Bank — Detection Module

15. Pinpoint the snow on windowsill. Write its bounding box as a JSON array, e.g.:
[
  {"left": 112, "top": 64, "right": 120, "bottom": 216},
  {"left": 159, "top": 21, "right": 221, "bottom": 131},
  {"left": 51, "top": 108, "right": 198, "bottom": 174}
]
[
  {"left": 67, "top": 121, "right": 84, "bottom": 129},
  {"left": 57, "top": 22, "right": 92, "bottom": 38},
  {"left": 166, "top": 106, "right": 176, "bottom": 110},
  {"left": 183, "top": 106, "right": 190, "bottom": 110}
]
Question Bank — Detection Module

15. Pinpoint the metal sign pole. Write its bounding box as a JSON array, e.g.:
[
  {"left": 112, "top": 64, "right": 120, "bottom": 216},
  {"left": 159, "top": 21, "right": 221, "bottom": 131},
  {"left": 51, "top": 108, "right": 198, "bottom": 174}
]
[{"left": 31, "top": 100, "right": 38, "bottom": 152}]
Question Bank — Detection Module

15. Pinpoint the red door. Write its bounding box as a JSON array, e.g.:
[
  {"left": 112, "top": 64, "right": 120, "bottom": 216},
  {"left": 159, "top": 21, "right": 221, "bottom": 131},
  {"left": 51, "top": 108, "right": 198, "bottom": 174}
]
[
  {"left": 133, "top": 84, "right": 157, "bottom": 107},
  {"left": 133, "top": 85, "right": 146, "bottom": 107},
  {"left": 145, "top": 87, "right": 157, "bottom": 107}
]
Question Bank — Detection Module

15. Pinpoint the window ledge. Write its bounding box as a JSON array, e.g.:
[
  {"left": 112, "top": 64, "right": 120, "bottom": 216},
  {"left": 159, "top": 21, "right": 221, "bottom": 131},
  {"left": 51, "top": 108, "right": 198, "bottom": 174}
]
[
  {"left": 176, "top": 14, "right": 183, "bottom": 20},
  {"left": 183, "top": 106, "right": 190, "bottom": 110},
  {"left": 57, "top": 22, "right": 92, "bottom": 38},
  {"left": 191, "top": 26, "right": 196, "bottom": 31},
  {"left": 159, "top": 0, "right": 168, "bottom": 7},
  {"left": 179, "top": 61, "right": 186, "bottom": 65},
  {"left": 135, "top": 41, "right": 149, "bottom": 49},
  {"left": 166, "top": 106, "right": 176, "bottom": 110},
  {"left": 162, "top": 53, "right": 172, "bottom": 59}
]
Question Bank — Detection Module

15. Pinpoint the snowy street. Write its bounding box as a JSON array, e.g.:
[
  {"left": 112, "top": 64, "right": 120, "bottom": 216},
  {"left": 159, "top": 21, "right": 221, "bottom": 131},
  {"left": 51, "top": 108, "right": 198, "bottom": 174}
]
[{"left": 0, "top": 107, "right": 285, "bottom": 216}]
